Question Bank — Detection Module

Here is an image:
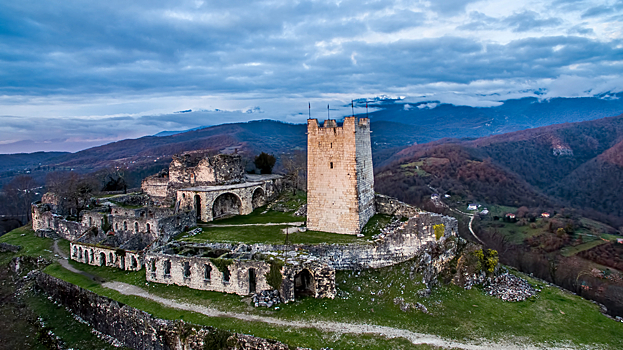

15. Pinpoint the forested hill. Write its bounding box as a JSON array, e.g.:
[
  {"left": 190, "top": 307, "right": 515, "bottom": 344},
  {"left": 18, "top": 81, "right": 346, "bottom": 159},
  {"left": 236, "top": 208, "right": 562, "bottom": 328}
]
[{"left": 376, "top": 114, "right": 623, "bottom": 222}]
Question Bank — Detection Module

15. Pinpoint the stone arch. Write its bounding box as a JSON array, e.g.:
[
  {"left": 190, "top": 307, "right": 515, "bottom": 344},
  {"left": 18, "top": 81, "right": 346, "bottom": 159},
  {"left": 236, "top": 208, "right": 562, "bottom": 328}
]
[
  {"left": 100, "top": 252, "right": 106, "bottom": 266},
  {"left": 131, "top": 256, "right": 137, "bottom": 269},
  {"left": 252, "top": 188, "right": 265, "bottom": 209},
  {"left": 294, "top": 269, "right": 315, "bottom": 298},
  {"left": 211, "top": 192, "right": 242, "bottom": 220},
  {"left": 195, "top": 194, "right": 202, "bottom": 221}
]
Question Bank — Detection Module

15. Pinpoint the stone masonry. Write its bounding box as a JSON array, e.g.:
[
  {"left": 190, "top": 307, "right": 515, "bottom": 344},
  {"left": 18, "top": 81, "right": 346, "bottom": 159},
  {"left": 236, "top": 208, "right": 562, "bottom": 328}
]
[{"left": 306, "top": 117, "right": 375, "bottom": 234}]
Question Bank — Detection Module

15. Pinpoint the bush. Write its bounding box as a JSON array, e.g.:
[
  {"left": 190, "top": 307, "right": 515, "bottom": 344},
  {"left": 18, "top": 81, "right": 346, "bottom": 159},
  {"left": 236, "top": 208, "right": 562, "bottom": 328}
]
[
  {"left": 433, "top": 224, "right": 445, "bottom": 240},
  {"left": 254, "top": 152, "right": 276, "bottom": 174},
  {"left": 265, "top": 261, "right": 284, "bottom": 290}
]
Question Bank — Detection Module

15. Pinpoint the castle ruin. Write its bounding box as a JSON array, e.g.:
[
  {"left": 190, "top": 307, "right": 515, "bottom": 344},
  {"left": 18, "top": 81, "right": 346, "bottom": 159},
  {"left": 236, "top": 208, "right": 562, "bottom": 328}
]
[{"left": 306, "top": 117, "right": 375, "bottom": 234}]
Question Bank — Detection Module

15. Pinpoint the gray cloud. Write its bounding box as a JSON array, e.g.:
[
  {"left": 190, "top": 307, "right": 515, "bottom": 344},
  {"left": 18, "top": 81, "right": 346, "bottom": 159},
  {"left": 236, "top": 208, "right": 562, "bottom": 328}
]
[{"left": 0, "top": 0, "right": 622, "bottom": 152}]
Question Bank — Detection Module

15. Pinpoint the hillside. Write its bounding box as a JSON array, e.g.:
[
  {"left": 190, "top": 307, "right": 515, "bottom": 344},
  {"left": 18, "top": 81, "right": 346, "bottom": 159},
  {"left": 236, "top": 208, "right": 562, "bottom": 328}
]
[{"left": 377, "top": 114, "right": 623, "bottom": 221}]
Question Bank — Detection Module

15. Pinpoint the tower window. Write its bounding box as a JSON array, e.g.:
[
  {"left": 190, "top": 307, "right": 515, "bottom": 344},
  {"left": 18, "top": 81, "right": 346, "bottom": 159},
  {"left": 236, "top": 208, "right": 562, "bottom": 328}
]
[
  {"left": 330, "top": 142, "right": 332, "bottom": 148},
  {"left": 330, "top": 162, "right": 333, "bottom": 169}
]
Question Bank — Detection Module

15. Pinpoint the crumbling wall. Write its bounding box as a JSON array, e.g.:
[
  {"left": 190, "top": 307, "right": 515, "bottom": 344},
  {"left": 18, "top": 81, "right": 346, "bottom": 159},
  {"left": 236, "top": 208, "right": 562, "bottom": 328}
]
[
  {"left": 141, "top": 176, "right": 169, "bottom": 199},
  {"left": 374, "top": 193, "right": 422, "bottom": 218},
  {"left": 34, "top": 272, "right": 290, "bottom": 350},
  {"left": 306, "top": 212, "right": 458, "bottom": 270},
  {"left": 281, "top": 262, "right": 336, "bottom": 302},
  {"left": 70, "top": 242, "right": 143, "bottom": 271},
  {"left": 145, "top": 253, "right": 271, "bottom": 296},
  {"left": 32, "top": 204, "right": 85, "bottom": 241}
]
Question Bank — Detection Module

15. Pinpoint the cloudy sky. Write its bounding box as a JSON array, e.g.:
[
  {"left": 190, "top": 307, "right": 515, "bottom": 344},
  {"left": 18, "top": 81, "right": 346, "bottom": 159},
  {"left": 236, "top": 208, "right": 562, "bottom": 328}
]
[{"left": 1, "top": 0, "right": 622, "bottom": 152}]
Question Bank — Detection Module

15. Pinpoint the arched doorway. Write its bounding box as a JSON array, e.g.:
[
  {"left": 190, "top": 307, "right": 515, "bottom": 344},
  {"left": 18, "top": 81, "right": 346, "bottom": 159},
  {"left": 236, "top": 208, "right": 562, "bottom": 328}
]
[
  {"left": 212, "top": 193, "right": 242, "bottom": 220},
  {"left": 100, "top": 252, "right": 106, "bottom": 266},
  {"left": 249, "top": 268, "right": 257, "bottom": 294},
  {"left": 252, "top": 188, "right": 265, "bottom": 209},
  {"left": 195, "top": 195, "right": 202, "bottom": 221},
  {"left": 294, "top": 269, "right": 315, "bottom": 298}
]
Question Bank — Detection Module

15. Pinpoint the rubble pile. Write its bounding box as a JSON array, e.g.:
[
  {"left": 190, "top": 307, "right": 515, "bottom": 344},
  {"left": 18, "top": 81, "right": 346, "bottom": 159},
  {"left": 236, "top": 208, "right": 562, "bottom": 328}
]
[
  {"left": 372, "top": 217, "right": 407, "bottom": 240},
  {"left": 484, "top": 273, "right": 539, "bottom": 302},
  {"left": 294, "top": 204, "right": 307, "bottom": 217},
  {"left": 252, "top": 290, "right": 282, "bottom": 308}
]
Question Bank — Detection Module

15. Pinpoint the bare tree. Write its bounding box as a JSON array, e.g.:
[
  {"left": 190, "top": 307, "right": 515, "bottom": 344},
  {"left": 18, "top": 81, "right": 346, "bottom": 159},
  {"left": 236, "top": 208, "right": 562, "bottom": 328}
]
[
  {"left": 2, "top": 175, "right": 38, "bottom": 222},
  {"left": 281, "top": 150, "right": 307, "bottom": 192},
  {"left": 46, "top": 172, "right": 98, "bottom": 218}
]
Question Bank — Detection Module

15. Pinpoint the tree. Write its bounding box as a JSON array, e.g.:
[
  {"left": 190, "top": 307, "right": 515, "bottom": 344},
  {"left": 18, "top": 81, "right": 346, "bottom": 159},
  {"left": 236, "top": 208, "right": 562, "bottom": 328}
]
[
  {"left": 2, "top": 175, "right": 38, "bottom": 222},
  {"left": 281, "top": 150, "right": 307, "bottom": 192},
  {"left": 46, "top": 172, "right": 98, "bottom": 218},
  {"left": 254, "top": 152, "right": 276, "bottom": 174}
]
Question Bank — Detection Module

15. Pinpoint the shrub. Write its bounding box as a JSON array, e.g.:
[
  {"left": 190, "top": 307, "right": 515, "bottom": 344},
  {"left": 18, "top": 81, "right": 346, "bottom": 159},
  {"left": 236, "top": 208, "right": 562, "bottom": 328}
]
[
  {"left": 265, "top": 261, "right": 284, "bottom": 290},
  {"left": 433, "top": 224, "right": 445, "bottom": 240}
]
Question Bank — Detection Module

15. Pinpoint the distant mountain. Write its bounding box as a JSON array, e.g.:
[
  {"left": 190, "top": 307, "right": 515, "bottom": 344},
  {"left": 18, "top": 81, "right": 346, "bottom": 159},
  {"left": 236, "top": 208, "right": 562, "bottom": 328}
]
[
  {"left": 365, "top": 93, "right": 623, "bottom": 143},
  {"left": 0, "top": 152, "right": 69, "bottom": 173},
  {"left": 376, "top": 113, "right": 623, "bottom": 222}
]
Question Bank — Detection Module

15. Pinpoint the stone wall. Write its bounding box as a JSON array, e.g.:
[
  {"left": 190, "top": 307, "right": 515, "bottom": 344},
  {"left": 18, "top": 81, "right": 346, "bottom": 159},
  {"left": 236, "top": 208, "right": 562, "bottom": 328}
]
[
  {"left": 281, "top": 262, "right": 336, "bottom": 302},
  {"left": 306, "top": 117, "right": 375, "bottom": 235},
  {"left": 145, "top": 252, "right": 272, "bottom": 296},
  {"left": 355, "top": 117, "right": 376, "bottom": 230},
  {"left": 305, "top": 211, "right": 458, "bottom": 270},
  {"left": 374, "top": 193, "right": 423, "bottom": 218},
  {"left": 141, "top": 176, "right": 169, "bottom": 199},
  {"left": 177, "top": 175, "right": 283, "bottom": 222},
  {"left": 34, "top": 272, "right": 291, "bottom": 350},
  {"left": 32, "top": 205, "right": 85, "bottom": 241},
  {"left": 70, "top": 242, "right": 143, "bottom": 271}
]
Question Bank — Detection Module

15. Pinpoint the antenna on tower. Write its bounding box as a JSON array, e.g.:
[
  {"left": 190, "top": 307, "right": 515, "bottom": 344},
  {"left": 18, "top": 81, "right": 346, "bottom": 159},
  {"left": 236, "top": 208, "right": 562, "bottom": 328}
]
[
  {"left": 366, "top": 101, "right": 369, "bottom": 118},
  {"left": 327, "top": 104, "right": 330, "bottom": 119},
  {"left": 351, "top": 100, "right": 354, "bottom": 117},
  {"left": 308, "top": 102, "right": 311, "bottom": 119}
]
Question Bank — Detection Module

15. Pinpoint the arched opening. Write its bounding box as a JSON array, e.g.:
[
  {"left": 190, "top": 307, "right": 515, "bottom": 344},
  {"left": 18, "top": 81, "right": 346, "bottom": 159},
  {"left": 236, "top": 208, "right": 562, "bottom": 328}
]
[
  {"left": 212, "top": 193, "right": 242, "bottom": 220},
  {"left": 134, "top": 222, "right": 139, "bottom": 232},
  {"left": 84, "top": 253, "right": 88, "bottom": 264},
  {"left": 150, "top": 259, "right": 156, "bottom": 273},
  {"left": 146, "top": 223, "right": 151, "bottom": 233},
  {"left": 109, "top": 252, "right": 113, "bottom": 264},
  {"left": 120, "top": 256, "right": 125, "bottom": 269},
  {"left": 73, "top": 246, "right": 77, "bottom": 257},
  {"left": 249, "top": 268, "right": 257, "bottom": 294},
  {"left": 131, "top": 256, "right": 138, "bottom": 269},
  {"left": 204, "top": 264, "right": 211, "bottom": 281},
  {"left": 89, "top": 250, "right": 94, "bottom": 263},
  {"left": 123, "top": 221, "right": 128, "bottom": 231},
  {"left": 79, "top": 247, "right": 83, "bottom": 259},
  {"left": 89, "top": 217, "right": 92, "bottom": 227},
  {"left": 252, "top": 188, "right": 265, "bottom": 209},
  {"left": 115, "top": 223, "right": 118, "bottom": 230},
  {"left": 195, "top": 195, "right": 202, "bottom": 221},
  {"left": 294, "top": 269, "right": 315, "bottom": 298},
  {"left": 100, "top": 252, "right": 106, "bottom": 266}
]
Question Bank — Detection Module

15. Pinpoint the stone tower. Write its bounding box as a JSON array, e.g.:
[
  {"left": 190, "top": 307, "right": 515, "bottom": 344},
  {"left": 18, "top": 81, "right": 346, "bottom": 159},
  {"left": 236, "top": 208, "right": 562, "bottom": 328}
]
[{"left": 306, "top": 116, "right": 375, "bottom": 235}]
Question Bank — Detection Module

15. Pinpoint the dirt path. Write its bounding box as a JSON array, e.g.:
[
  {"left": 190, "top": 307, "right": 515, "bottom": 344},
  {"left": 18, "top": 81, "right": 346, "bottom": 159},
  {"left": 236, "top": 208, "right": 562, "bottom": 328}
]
[
  {"left": 52, "top": 240, "right": 103, "bottom": 282},
  {"left": 200, "top": 222, "right": 304, "bottom": 227},
  {"left": 101, "top": 281, "right": 570, "bottom": 350}
]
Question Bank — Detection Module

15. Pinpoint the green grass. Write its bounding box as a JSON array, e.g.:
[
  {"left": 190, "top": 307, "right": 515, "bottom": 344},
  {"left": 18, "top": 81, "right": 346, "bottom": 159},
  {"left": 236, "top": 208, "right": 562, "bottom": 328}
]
[
  {"left": 43, "top": 262, "right": 442, "bottom": 350},
  {"left": 181, "top": 225, "right": 368, "bottom": 245},
  {"left": 45, "top": 255, "right": 623, "bottom": 349},
  {"left": 560, "top": 239, "right": 608, "bottom": 257},
  {"left": 26, "top": 292, "right": 132, "bottom": 350},
  {"left": 186, "top": 213, "right": 392, "bottom": 245},
  {"left": 0, "top": 226, "right": 55, "bottom": 265},
  {"left": 209, "top": 207, "right": 303, "bottom": 225}
]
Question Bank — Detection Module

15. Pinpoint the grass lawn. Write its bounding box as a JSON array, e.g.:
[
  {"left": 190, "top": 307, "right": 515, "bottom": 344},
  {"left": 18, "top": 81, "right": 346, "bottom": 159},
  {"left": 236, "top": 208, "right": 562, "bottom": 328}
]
[
  {"left": 180, "top": 225, "right": 369, "bottom": 245},
  {"left": 208, "top": 207, "right": 303, "bottom": 225},
  {"left": 560, "top": 239, "right": 608, "bottom": 257},
  {"left": 0, "top": 226, "right": 55, "bottom": 265},
  {"left": 186, "top": 213, "right": 392, "bottom": 245}
]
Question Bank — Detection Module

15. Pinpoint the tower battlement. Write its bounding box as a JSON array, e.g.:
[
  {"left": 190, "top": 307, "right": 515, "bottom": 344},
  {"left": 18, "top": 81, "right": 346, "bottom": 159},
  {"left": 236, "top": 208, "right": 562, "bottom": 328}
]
[{"left": 306, "top": 116, "right": 375, "bottom": 234}]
